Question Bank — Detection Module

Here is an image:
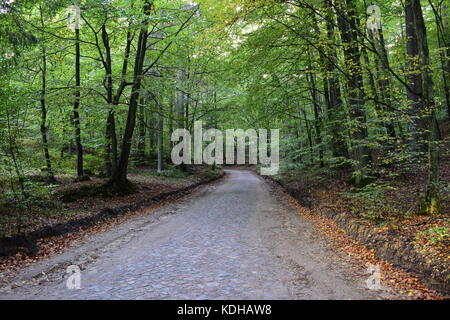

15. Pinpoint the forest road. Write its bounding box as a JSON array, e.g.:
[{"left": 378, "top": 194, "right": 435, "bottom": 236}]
[{"left": 0, "top": 169, "right": 391, "bottom": 299}]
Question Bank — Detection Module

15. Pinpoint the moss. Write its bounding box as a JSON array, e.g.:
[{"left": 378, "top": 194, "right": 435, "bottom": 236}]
[
  {"left": 102, "top": 179, "right": 136, "bottom": 197},
  {"left": 420, "top": 184, "right": 442, "bottom": 215},
  {"left": 419, "top": 198, "right": 442, "bottom": 215}
]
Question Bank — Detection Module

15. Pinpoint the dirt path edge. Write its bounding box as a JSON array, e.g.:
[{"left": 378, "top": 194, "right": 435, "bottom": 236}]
[{"left": 262, "top": 175, "right": 450, "bottom": 296}]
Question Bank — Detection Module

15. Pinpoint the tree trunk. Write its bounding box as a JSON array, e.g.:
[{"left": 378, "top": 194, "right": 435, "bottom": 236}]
[
  {"left": 431, "top": 0, "right": 450, "bottom": 117},
  {"left": 405, "top": 0, "right": 428, "bottom": 153},
  {"left": 73, "top": 27, "right": 84, "bottom": 179},
  {"left": 38, "top": 5, "right": 55, "bottom": 183},
  {"left": 40, "top": 47, "right": 55, "bottom": 183},
  {"left": 177, "top": 68, "right": 186, "bottom": 129},
  {"left": 335, "top": 0, "right": 371, "bottom": 183},
  {"left": 109, "top": 10, "right": 150, "bottom": 191},
  {"left": 421, "top": 112, "right": 441, "bottom": 214},
  {"left": 101, "top": 25, "right": 132, "bottom": 177},
  {"left": 370, "top": 25, "right": 397, "bottom": 138},
  {"left": 157, "top": 100, "right": 164, "bottom": 172},
  {"left": 307, "top": 63, "right": 324, "bottom": 167},
  {"left": 302, "top": 109, "right": 314, "bottom": 165},
  {"left": 101, "top": 24, "right": 117, "bottom": 177},
  {"left": 176, "top": 67, "right": 187, "bottom": 171},
  {"left": 147, "top": 109, "right": 155, "bottom": 158},
  {"left": 322, "top": 1, "right": 349, "bottom": 159},
  {"left": 137, "top": 94, "right": 146, "bottom": 166},
  {"left": 444, "top": 2, "right": 450, "bottom": 117},
  {"left": 404, "top": 0, "right": 441, "bottom": 214},
  {"left": 168, "top": 93, "right": 174, "bottom": 150}
]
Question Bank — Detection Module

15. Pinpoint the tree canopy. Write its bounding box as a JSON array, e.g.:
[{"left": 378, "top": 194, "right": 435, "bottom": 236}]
[{"left": 0, "top": 0, "right": 449, "bottom": 214}]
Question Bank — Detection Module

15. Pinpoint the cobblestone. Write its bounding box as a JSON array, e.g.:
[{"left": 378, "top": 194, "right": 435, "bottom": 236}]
[{"left": 0, "top": 170, "right": 389, "bottom": 300}]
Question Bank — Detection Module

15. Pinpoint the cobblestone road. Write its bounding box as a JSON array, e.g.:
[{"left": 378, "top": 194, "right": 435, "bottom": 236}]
[{"left": 0, "top": 170, "right": 389, "bottom": 300}]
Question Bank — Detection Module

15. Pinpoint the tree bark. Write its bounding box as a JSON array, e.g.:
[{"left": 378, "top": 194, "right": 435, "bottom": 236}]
[
  {"left": 323, "top": 0, "right": 348, "bottom": 159},
  {"left": 176, "top": 67, "right": 187, "bottom": 171},
  {"left": 101, "top": 26, "right": 132, "bottom": 177},
  {"left": 430, "top": 0, "right": 450, "bottom": 118},
  {"left": 109, "top": 8, "right": 150, "bottom": 190},
  {"left": 39, "top": 46, "right": 55, "bottom": 183},
  {"left": 38, "top": 4, "right": 55, "bottom": 183},
  {"left": 403, "top": 0, "right": 441, "bottom": 213},
  {"left": 137, "top": 94, "right": 146, "bottom": 166},
  {"left": 73, "top": 27, "right": 84, "bottom": 179},
  {"left": 370, "top": 25, "right": 397, "bottom": 138},
  {"left": 307, "top": 63, "right": 324, "bottom": 167},
  {"left": 157, "top": 100, "right": 164, "bottom": 172},
  {"left": 302, "top": 109, "right": 314, "bottom": 165},
  {"left": 421, "top": 112, "right": 441, "bottom": 214},
  {"left": 335, "top": 0, "right": 371, "bottom": 183},
  {"left": 405, "top": 0, "right": 428, "bottom": 152},
  {"left": 168, "top": 93, "right": 174, "bottom": 150}
]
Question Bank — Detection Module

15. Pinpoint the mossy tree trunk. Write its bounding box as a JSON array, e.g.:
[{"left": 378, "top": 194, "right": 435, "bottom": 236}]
[{"left": 404, "top": 0, "right": 441, "bottom": 214}]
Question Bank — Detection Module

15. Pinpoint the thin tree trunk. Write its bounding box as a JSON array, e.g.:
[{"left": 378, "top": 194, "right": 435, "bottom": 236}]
[
  {"left": 177, "top": 68, "right": 186, "bottom": 129},
  {"left": 101, "top": 24, "right": 115, "bottom": 177},
  {"left": 371, "top": 27, "right": 397, "bottom": 138},
  {"left": 176, "top": 68, "right": 187, "bottom": 171},
  {"left": 39, "top": 47, "right": 55, "bottom": 183},
  {"left": 168, "top": 93, "right": 174, "bottom": 150},
  {"left": 157, "top": 100, "right": 164, "bottom": 172},
  {"left": 73, "top": 27, "right": 84, "bottom": 179},
  {"left": 431, "top": 0, "right": 450, "bottom": 117},
  {"left": 335, "top": 0, "right": 371, "bottom": 183},
  {"left": 421, "top": 112, "right": 441, "bottom": 214},
  {"left": 405, "top": 0, "right": 428, "bottom": 153},
  {"left": 323, "top": 0, "right": 348, "bottom": 159},
  {"left": 5, "top": 110, "right": 28, "bottom": 205},
  {"left": 307, "top": 63, "right": 324, "bottom": 167},
  {"left": 302, "top": 109, "right": 314, "bottom": 165},
  {"left": 444, "top": 2, "right": 450, "bottom": 117},
  {"left": 404, "top": 0, "right": 441, "bottom": 213},
  {"left": 38, "top": 4, "right": 55, "bottom": 183},
  {"left": 146, "top": 109, "right": 155, "bottom": 157},
  {"left": 137, "top": 94, "right": 146, "bottom": 166}
]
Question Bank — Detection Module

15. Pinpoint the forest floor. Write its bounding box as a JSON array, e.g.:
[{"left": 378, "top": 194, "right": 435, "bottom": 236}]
[
  {"left": 0, "top": 166, "right": 223, "bottom": 276},
  {"left": 0, "top": 166, "right": 220, "bottom": 238},
  {"left": 1, "top": 169, "right": 441, "bottom": 300},
  {"left": 268, "top": 131, "right": 450, "bottom": 296},
  {"left": 0, "top": 167, "right": 446, "bottom": 299}
]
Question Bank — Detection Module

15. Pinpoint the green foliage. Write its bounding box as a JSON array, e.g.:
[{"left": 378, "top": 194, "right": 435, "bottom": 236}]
[
  {"left": 0, "top": 178, "right": 58, "bottom": 212},
  {"left": 155, "top": 168, "right": 186, "bottom": 178},
  {"left": 417, "top": 226, "right": 450, "bottom": 245},
  {"left": 23, "top": 180, "right": 59, "bottom": 209},
  {"left": 347, "top": 171, "right": 375, "bottom": 188},
  {"left": 204, "top": 166, "right": 222, "bottom": 178},
  {"left": 0, "top": 0, "right": 448, "bottom": 219},
  {"left": 340, "top": 183, "right": 399, "bottom": 221}
]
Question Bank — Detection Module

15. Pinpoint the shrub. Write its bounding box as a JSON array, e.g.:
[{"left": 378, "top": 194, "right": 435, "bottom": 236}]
[
  {"left": 155, "top": 168, "right": 186, "bottom": 178},
  {"left": 340, "top": 183, "right": 398, "bottom": 221},
  {"left": 417, "top": 226, "right": 450, "bottom": 245}
]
